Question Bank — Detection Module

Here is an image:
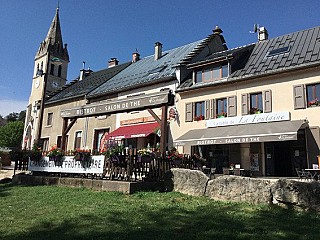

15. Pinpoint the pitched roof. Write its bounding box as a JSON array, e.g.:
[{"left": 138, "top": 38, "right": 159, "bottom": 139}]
[
  {"left": 87, "top": 31, "right": 227, "bottom": 99},
  {"left": 46, "top": 62, "right": 131, "bottom": 104},
  {"left": 231, "top": 26, "right": 320, "bottom": 79},
  {"left": 178, "top": 26, "right": 320, "bottom": 92},
  {"left": 87, "top": 40, "right": 203, "bottom": 98}
]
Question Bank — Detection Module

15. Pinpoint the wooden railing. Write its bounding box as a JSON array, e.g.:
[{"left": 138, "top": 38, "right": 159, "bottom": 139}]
[{"left": 14, "top": 149, "right": 204, "bottom": 182}]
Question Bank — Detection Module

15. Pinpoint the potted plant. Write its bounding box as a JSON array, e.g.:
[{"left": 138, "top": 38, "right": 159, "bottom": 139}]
[
  {"left": 308, "top": 98, "right": 319, "bottom": 107},
  {"left": 216, "top": 112, "right": 227, "bottom": 118},
  {"left": 46, "top": 145, "right": 64, "bottom": 164},
  {"left": 100, "top": 140, "right": 125, "bottom": 166},
  {"left": 29, "top": 144, "right": 43, "bottom": 162},
  {"left": 194, "top": 115, "right": 205, "bottom": 121},
  {"left": 250, "top": 107, "right": 262, "bottom": 114},
  {"left": 73, "top": 148, "right": 91, "bottom": 161}
]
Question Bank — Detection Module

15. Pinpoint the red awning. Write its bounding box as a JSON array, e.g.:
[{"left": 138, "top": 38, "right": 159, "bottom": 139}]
[{"left": 107, "top": 122, "right": 160, "bottom": 140}]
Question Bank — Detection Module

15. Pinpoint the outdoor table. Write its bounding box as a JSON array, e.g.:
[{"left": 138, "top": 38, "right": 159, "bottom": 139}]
[{"left": 304, "top": 169, "right": 320, "bottom": 180}]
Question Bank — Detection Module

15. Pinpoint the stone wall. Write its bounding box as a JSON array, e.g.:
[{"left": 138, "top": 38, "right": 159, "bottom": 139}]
[{"left": 164, "top": 168, "right": 320, "bottom": 211}]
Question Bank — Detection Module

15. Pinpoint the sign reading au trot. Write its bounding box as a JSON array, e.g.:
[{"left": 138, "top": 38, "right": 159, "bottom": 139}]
[
  {"left": 60, "top": 91, "right": 171, "bottom": 118},
  {"left": 28, "top": 156, "right": 105, "bottom": 174}
]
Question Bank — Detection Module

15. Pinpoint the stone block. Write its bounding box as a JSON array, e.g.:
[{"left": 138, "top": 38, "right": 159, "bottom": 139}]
[
  {"left": 164, "top": 168, "right": 209, "bottom": 196},
  {"left": 271, "top": 179, "right": 320, "bottom": 211},
  {"left": 205, "top": 176, "right": 273, "bottom": 204}
]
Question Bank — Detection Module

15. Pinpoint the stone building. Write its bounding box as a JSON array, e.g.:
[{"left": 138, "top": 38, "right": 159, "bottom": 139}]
[
  {"left": 22, "top": 7, "right": 227, "bottom": 156},
  {"left": 174, "top": 26, "right": 320, "bottom": 177}
]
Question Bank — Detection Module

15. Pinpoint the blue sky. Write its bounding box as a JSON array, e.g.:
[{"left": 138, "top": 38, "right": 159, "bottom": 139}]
[{"left": 0, "top": 0, "right": 319, "bottom": 116}]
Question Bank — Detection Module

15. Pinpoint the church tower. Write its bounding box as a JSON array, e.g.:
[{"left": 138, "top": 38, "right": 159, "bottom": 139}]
[{"left": 22, "top": 7, "right": 69, "bottom": 149}]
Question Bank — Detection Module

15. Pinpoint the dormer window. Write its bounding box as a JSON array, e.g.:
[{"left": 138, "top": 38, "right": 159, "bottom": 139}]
[{"left": 195, "top": 63, "right": 228, "bottom": 83}]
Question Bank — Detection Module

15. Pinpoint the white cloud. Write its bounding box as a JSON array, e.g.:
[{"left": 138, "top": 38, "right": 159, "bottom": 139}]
[{"left": 0, "top": 99, "right": 28, "bottom": 117}]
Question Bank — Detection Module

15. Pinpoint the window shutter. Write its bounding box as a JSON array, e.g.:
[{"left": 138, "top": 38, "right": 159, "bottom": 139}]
[
  {"left": 210, "top": 99, "right": 216, "bottom": 119},
  {"left": 185, "top": 103, "right": 193, "bottom": 122},
  {"left": 263, "top": 90, "right": 272, "bottom": 113},
  {"left": 241, "top": 93, "right": 249, "bottom": 115},
  {"left": 205, "top": 100, "right": 210, "bottom": 119},
  {"left": 227, "top": 96, "right": 237, "bottom": 117},
  {"left": 293, "top": 85, "right": 306, "bottom": 109}
]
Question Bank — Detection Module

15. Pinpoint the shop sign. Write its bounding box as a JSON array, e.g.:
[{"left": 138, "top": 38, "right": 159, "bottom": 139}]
[
  {"left": 28, "top": 155, "right": 105, "bottom": 174},
  {"left": 206, "top": 111, "right": 290, "bottom": 128},
  {"left": 61, "top": 91, "right": 172, "bottom": 118},
  {"left": 176, "top": 133, "right": 297, "bottom": 146}
]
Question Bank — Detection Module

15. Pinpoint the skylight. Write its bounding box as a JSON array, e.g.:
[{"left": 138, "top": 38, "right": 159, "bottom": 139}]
[{"left": 267, "top": 46, "right": 290, "bottom": 57}]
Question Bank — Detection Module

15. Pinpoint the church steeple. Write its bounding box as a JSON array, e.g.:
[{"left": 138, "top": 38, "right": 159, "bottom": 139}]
[{"left": 36, "top": 7, "right": 69, "bottom": 62}]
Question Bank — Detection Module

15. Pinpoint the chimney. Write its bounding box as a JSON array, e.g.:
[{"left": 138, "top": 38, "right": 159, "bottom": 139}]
[
  {"left": 258, "top": 27, "right": 268, "bottom": 41},
  {"left": 154, "top": 42, "right": 162, "bottom": 60},
  {"left": 108, "top": 58, "right": 119, "bottom": 68},
  {"left": 79, "top": 61, "right": 86, "bottom": 81},
  {"left": 213, "top": 25, "right": 223, "bottom": 35},
  {"left": 132, "top": 52, "right": 140, "bottom": 62}
]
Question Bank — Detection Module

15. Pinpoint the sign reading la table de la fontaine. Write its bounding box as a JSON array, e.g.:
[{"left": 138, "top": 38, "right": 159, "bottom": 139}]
[
  {"left": 60, "top": 91, "right": 172, "bottom": 118},
  {"left": 206, "top": 111, "right": 290, "bottom": 128},
  {"left": 28, "top": 156, "right": 105, "bottom": 174}
]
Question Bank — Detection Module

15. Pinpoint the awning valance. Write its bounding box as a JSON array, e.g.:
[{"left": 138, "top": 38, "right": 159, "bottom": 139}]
[
  {"left": 175, "top": 120, "right": 308, "bottom": 146},
  {"left": 107, "top": 122, "right": 160, "bottom": 140}
]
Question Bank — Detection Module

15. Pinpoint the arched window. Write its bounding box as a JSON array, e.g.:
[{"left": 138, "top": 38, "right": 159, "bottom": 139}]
[
  {"left": 58, "top": 65, "right": 62, "bottom": 77},
  {"left": 41, "top": 61, "right": 43, "bottom": 70}
]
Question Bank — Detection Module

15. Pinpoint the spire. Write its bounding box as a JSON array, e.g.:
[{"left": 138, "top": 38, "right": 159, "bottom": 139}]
[
  {"left": 45, "top": 7, "right": 63, "bottom": 47},
  {"left": 36, "top": 7, "right": 69, "bottom": 61}
]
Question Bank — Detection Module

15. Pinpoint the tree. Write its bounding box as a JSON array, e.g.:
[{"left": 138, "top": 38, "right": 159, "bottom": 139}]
[
  {"left": 5, "top": 112, "right": 19, "bottom": 122},
  {"left": 18, "top": 110, "right": 26, "bottom": 123},
  {"left": 0, "top": 115, "right": 6, "bottom": 126},
  {"left": 0, "top": 121, "right": 24, "bottom": 148}
]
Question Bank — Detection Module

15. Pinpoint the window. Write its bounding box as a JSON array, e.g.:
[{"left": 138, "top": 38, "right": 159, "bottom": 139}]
[
  {"left": 194, "top": 101, "right": 205, "bottom": 121},
  {"left": 47, "top": 112, "right": 53, "bottom": 126},
  {"left": 57, "top": 136, "right": 62, "bottom": 149},
  {"left": 41, "top": 138, "right": 49, "bottom": 152},
  {"left": 185, "top": 96, "right": 237, "bottom": 122},
  {"left": 93, "top": 129, "right": 109, "bottom": 153},
  {"left": 74, "top": 131, "right": 82, "bottom": 149},
  {"left": 196, "top": 71, "right": 202, "bottom": 83},
  {"left": 267, "top": 46, "right": 290, "bottom": 57},
  {"left": 195, "top": 64, "right": 228, "bottom": 83},
  {"left": 307, "top": 83, "right": 320, "bottom": 107},
  {"left": 242, "top": 90, "right": 272, "bottom": 115},
  {"left": 58, "top": 65, "right": 62, "bottom": 77},
  {"left": 250, "top": 93, "right": 263, "bottom": 114},
  {"left": 50, "top": 63, "right": 54, "bottom": 75},
  {"left": 216, "top": 98, "right": 227, "bottom": 118}
]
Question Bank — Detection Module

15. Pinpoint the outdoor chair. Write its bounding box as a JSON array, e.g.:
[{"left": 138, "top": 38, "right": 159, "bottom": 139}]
[
  {"left": 234, "top": 168, "right": 241, "bottom": 176},
  {"left": 295, "top": 168, "right": 313, "bottom": 181},
  {"left": 223, "top": 168, "right": 230, "bottom": 175}
]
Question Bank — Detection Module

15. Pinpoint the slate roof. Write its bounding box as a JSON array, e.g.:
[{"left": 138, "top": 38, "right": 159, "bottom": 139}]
[
  {"left": 87, "top": 35, "right": 222, "bottom": 98},
  {"left": 178, "top": 26, "right": 320, "bottom": 91},
  {"left": 46, "top": 62, "right": 131, "bottom": 104},
  {"left": 178, "top": 44, "right": 255, "bottom": 89},
  {"left": 231, "top": 26, "right": 320, "bottom": 79}
]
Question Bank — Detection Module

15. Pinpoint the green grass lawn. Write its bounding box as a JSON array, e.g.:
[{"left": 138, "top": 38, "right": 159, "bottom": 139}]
[{"left": 0, "top": 183, "right": 319, "bottom": 240}]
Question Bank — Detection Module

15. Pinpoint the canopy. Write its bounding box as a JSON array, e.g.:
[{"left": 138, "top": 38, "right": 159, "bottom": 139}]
[
  {"left": 107, "top": 122, "right": 160, "bottom": 140},
  {"left": 175, "top": 120, "right": 308, "bottom": 146}
]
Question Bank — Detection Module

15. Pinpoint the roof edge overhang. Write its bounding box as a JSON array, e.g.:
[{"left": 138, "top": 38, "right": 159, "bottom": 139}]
[
  {"left": 176, "top": 61, "right": 320, "bottom": 94},
  {"left": 87, "top": 76, "right": 176, "bottom": 100}
]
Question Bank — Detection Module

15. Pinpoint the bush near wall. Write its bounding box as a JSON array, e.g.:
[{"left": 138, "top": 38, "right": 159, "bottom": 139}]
[{"left": 0, "top": 151, "right": 11, "bottom": 166}]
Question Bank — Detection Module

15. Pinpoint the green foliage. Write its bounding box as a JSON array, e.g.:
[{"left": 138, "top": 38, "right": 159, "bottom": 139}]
[
  {"left": 0, "top": 121, "right": 24, "bottom": 148},
  {"left": 5, "top": 112, "right": 19, "bottom": 122},
  {"left": 0, "top": 185, "right": 319, "bottom": 240}
]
